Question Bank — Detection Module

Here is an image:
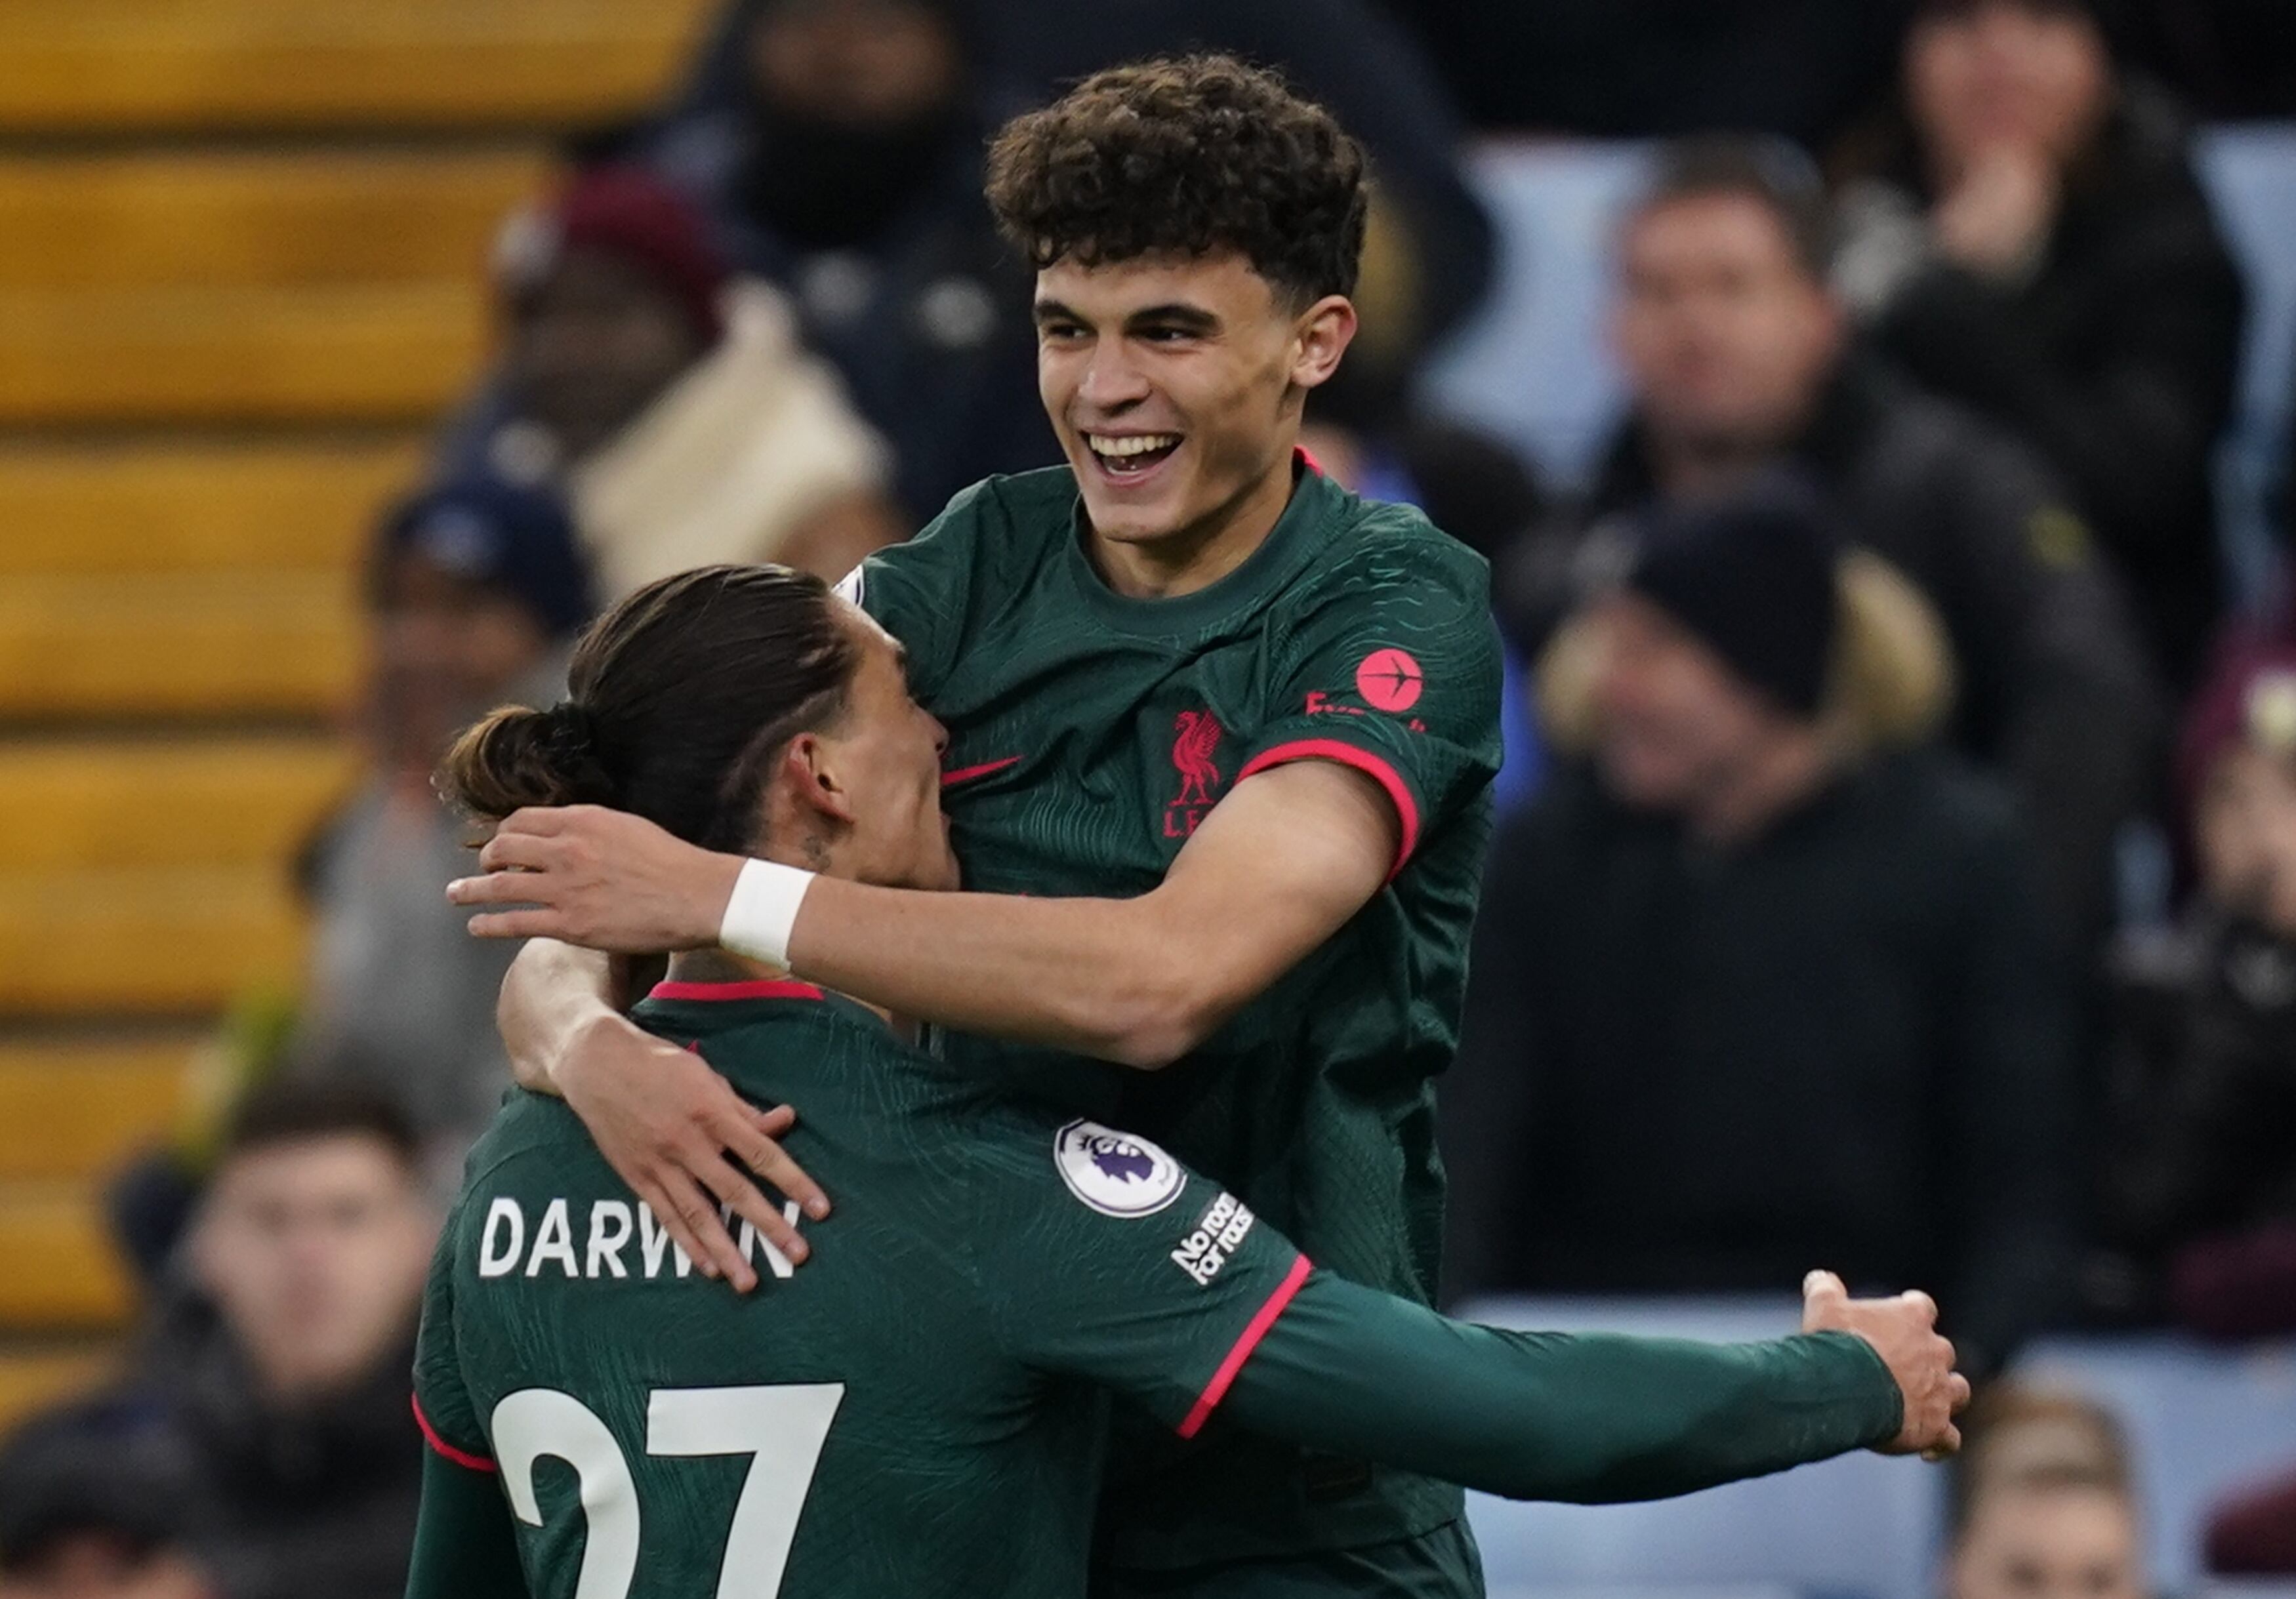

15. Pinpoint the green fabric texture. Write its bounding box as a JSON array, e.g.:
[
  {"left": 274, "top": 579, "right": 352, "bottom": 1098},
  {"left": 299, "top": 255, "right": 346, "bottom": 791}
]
[
  {"left": 403, "top": 1449, "right": 526, "bottom": 1599},
  {"left": 1228, "top": 1273, "right": 1904, "bottom": 1503}
]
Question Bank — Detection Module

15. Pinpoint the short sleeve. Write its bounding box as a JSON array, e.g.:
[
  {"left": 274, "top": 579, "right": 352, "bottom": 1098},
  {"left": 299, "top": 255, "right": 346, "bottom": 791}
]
[
  {"left": 411, "top": 1207, "right": 495, "bottom": 1473},
  {"left": 840, "top": 479, "right": 994, "bottom": 704},
  {"left": 975, "top": 1118, "right": 1311, "bottom": 1439},
  {"left": 1240, "top": 528, "right": 1503, "bottom": 879}
]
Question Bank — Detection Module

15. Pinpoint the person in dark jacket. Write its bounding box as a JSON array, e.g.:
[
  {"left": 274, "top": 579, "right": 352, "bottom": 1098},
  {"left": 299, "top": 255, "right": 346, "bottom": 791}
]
[
  {"left": 143, "top": 1079, "right": 440, "bottom": 1599},
  {"left": 1445, "top": 485, "right": 2080, "bottom": 1381},
  {"left": 1518, "top": 137, "right": 2162, "bottom": 952},
  {"left": 1829, "top": 0, "right": 2246, "bottom": 685},
  {"left": 626, "top": 0, "right": 1050, "bottom": 523},
  {"left": 2098, "top": 643, "right": 2296, "bottom": 1335}
]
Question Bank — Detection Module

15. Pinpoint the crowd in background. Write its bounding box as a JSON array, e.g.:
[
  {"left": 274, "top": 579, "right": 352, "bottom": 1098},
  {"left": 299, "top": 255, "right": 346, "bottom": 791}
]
[{"left": 7, "top": 0, "right": 2296, "bottom": 1594}]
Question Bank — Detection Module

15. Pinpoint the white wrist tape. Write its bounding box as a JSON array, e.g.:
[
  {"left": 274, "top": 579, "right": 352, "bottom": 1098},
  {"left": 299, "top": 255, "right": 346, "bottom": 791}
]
[{"left": 717, "top": 859, "right": 817, "bottom": 970}]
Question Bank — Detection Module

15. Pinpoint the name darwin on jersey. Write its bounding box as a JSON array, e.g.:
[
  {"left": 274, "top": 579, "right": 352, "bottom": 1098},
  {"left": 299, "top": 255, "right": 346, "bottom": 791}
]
[{"left": 472, "top": 1195, "right": 806, "bottom": 1284}]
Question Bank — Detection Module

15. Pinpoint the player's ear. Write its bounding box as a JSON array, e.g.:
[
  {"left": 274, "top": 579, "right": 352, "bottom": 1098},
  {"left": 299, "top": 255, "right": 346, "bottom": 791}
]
[
  {"left": 781, "top": 732, "right": 859, "bottom": 827},
  {"left": 1290, "top": 294, "right": 1357, "bottom": 392}
]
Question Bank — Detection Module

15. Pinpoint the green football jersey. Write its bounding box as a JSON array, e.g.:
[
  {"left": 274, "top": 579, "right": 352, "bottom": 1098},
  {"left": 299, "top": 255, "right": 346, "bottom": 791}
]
[
  {"left": 412, "top": 980, "right": 1308, "bottom": 1599},
  {"left": 847, "top": 458, "right": 1503, "bottom": 1569}
]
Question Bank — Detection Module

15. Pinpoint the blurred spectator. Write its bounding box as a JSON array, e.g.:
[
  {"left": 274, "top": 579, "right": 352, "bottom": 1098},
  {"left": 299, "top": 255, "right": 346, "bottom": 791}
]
[
  {"left": 1382, "top": 0, "right": 1913, "bottom": 146},
  {"left": 1517, "top": 135, "right": 2161, "bottom": 950},
  {"left": 120, "top": 1080, "right": 436, "bottom": 1599},
  {"left": 446, "top": 165, "right": 902, "bottom": 590},
  {"left": 628, "top": 0, "right": 1051, "bottom": 521},
  {"left": 1946, "top": 1386, "right": 2148, "bottom": 1599},
  {"left": 295, "top": 477, "right": 592, "bottom": 1164},
  {"left": 2097, "top": 644, "right": 2296, "bottom": 1331},
  {"left": 1830, "top": 0, "right": 2246, "bottom": 687},
  {"left": 0, "top": 1401, "right": 214, "bottom": 1599},
  {"left": 1443, "top": 486, "right": 2078, "bottom": 1378}
]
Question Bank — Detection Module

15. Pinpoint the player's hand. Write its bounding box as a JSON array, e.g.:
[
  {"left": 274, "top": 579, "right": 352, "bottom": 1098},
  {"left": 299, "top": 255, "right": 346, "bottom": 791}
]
[
  {"left": 448, "top": 806, "right": 742, "bottom": 952},
  {"left": 1801, "top": 1270, "right": 1971, "bottom": 1459},
  {"left": 556, "top": 1009, "right": 832, "bottom": 1292}
]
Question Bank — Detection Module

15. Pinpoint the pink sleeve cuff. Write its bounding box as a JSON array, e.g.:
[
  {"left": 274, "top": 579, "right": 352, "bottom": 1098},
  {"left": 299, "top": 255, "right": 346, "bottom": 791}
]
[
  {"left": 1237, "top": 740, "right": 1422, "bottom": 881},
  {"left": 1177, "top": 1255, "right": 1314, "bottom": 1439},
  {"left": 413, "top": 1394, "right": 496, "bottom": 1473}
]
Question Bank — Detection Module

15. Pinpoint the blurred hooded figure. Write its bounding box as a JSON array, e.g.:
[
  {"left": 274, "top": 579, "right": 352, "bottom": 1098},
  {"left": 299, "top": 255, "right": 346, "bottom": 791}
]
[
  {"left": 455, "top": 165, "right": 903, "bottom": 590},
  {"left": 633, "top": 0, "right": 1054, "bottom": 521}
]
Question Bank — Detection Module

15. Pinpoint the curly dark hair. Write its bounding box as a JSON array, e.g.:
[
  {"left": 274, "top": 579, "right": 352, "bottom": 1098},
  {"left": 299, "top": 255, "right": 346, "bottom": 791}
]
[{"left": 985, "top": 54, "right": 1368, "bottom": 307}]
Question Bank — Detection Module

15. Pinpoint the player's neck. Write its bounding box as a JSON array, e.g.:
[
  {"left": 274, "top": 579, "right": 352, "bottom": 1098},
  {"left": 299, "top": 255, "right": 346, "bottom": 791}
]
[{"left": 1086, "top": 449, "right": 1297, "bottom": 601}]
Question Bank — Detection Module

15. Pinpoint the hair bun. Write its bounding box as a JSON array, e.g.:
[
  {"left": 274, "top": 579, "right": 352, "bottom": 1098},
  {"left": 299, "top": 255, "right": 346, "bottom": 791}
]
[{"left": 438, "top": 700, "right": 617, "bottom": 820}]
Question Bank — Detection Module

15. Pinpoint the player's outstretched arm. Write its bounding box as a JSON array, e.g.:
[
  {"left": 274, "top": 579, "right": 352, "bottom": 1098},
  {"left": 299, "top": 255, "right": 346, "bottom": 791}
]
[
  {"left": 1221, "top": 1270, "right": 1967, "bottom": 1503},
  {"left": 403, "top": 1447, "right": 527, "bottom": 1599},
  {"left": 495, "top": 938, "right": 830, "bottom": 1291},
  {"left": 455, "top": 758, "right": 1394, "bottom": 1069}
]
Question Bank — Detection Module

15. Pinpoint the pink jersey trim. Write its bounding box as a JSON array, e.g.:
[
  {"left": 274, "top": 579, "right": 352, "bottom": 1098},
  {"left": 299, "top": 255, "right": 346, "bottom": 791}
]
[
  {"left": 1237, "top": 739, "right": 1421, "bottom": 881},
  {"left": 412, "top": 1395, "right": 495, "bottom": 1474},
  {"left": 941, "top": 755, "right": 1023, "bottom": 787},
  {"left": 1177, "top": 1254, "right": 1315, "bottom": 1440},
  {"left": 647, "top": 979, "right": 827, "bottom": 1003},
  {"left": 1295, "top": 443, "right": 1325, "bottom": 477}
]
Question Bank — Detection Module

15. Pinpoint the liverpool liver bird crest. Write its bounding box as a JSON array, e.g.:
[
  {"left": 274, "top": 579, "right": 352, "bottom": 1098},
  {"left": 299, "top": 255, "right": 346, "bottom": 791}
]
[{"left": 1170, "top": 710, "right": 1223, "bottom": 809}]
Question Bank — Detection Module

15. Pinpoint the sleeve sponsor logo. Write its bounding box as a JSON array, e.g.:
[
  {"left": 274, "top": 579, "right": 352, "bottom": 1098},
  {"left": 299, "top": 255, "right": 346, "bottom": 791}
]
[
  {"left": 1170, "top": 1191, "right": 1257, "bottom": 1286},
  {"left": 1054, "top": 1120, "right": 1184, "bottom": 1218},
  {"left": 1355, "top": 648, "right": 1424, "bottom": 712}
]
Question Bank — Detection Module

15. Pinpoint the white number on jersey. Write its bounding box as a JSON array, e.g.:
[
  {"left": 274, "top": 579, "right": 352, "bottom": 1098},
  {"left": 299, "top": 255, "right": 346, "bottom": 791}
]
[{"left": 491, "top": 1383, "right": 846, "bottom": 1599}]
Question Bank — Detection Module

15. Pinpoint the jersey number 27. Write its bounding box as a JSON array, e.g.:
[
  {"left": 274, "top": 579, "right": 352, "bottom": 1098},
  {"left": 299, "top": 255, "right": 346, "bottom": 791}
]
[{"left": 492, "top": 1383, "right": 846, "bottom": 1599}]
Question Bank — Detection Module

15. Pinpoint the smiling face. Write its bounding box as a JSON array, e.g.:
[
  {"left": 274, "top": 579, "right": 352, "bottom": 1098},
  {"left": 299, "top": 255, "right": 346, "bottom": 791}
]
[{"left": 1033, "top": 251, "right": 1354, "bottom": 585}]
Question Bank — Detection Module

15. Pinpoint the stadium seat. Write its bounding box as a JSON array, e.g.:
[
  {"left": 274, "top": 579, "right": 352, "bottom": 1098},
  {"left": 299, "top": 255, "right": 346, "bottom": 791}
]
[
  {"left": 0, "top": 1186, "right": 136, "bottom": 1327},
  {"left": 0, "top": 866, "right": 308, "bottom": 1015},
  {"left": 2194, "top": 124, "right": 2296, "bottom": 599},
  {"left": 2018, "top": 1334, "right": 2296, "bottom": 1596},
  {"left": 0, "top": 0, "right": 715, "bottom": 134},
  {"left": 1418, "top": 140, "right": 1650, "bottom": 489},
  {"left": 1455, "top": 1298, "right": 1942, "bottom": 1599},
  {"left": 0, "top": 151, "right": 546, "bottom": 291},
  {"left": 0, "top": 438, "right": 420, "bottom": 577},
  {"left": 0, "top": 1042, "right": 194, "bottom": 1183},
  {"left": 0, "top": 281, "right": 486, "bottom": 424},
  {"left": 0, "top": 572, "right": 361, "bottom": 718},
  {"left": 0, "top": 1346, "right": 123, "bottom": 1434},
  {"left": 0, "top": 739, "right": 359, "bottom": 871}
]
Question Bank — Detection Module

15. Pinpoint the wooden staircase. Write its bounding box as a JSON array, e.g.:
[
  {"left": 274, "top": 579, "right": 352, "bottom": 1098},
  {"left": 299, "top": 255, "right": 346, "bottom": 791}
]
[{"left": 0, "top": 0, "right": 712, "bottom": 1430}]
